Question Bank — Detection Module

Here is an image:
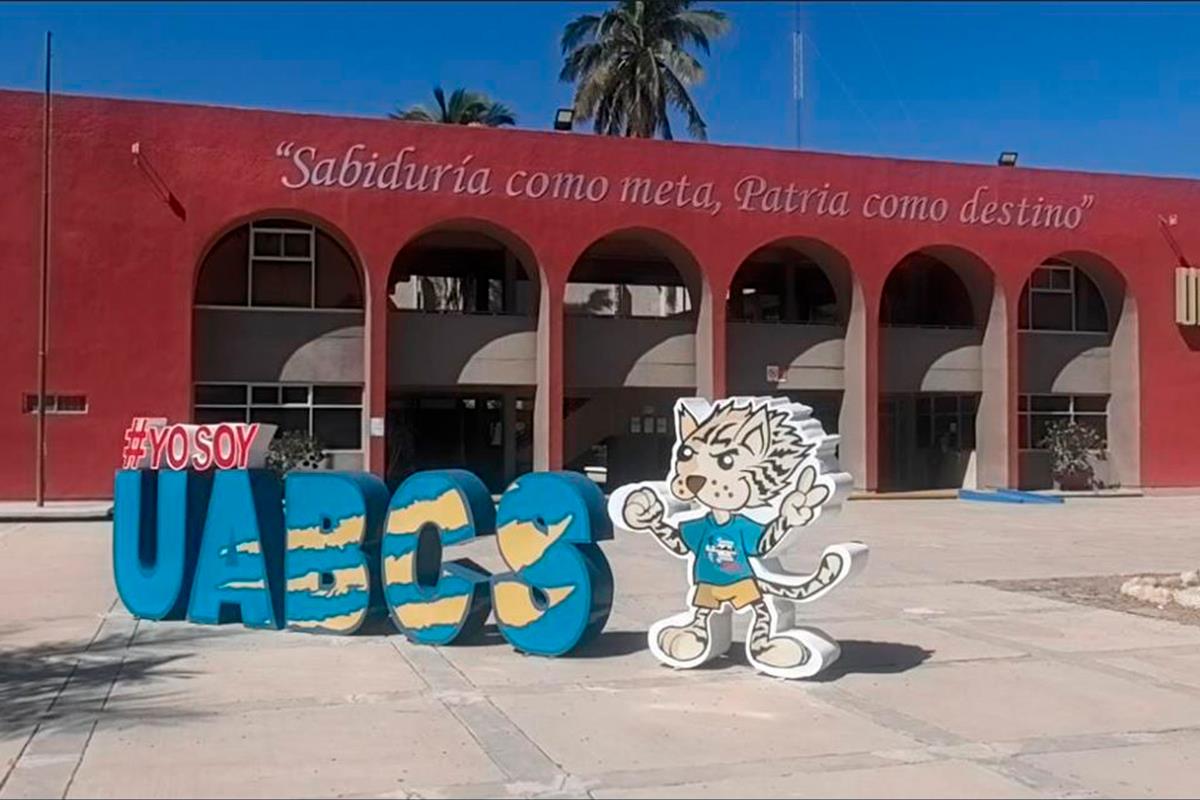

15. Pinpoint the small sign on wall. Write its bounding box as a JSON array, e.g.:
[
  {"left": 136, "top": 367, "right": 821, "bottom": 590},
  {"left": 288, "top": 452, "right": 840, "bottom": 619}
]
[
  {"left": 369, "top": 417, "right": 385, "bottom": 437},
  {"left": 1177, "top": 267, "right": 1199, "bottom": 326}
]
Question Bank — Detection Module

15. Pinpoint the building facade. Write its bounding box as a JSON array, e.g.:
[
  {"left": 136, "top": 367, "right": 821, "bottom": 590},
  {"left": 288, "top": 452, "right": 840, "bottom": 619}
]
[{"left": 3, "top": 89, "right": 1200, "bottom": 500}]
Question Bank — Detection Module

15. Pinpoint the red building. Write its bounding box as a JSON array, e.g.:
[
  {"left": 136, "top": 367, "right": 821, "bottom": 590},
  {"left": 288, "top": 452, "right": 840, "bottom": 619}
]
[{"left": 3, "top": 88, "right": 1200, "bottom": 500}]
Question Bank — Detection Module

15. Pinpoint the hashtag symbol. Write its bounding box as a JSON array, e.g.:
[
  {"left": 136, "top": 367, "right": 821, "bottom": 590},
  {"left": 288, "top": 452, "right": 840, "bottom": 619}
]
[{"left": 121, "top": 417, "right": 149, "bottom": 469}]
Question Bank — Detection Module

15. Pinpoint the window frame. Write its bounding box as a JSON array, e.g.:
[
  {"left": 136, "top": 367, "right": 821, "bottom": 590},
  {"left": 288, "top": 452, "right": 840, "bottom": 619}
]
[
  {"left": 196, "top": 221, "right": 363, "bottom": 312},
  {"left": 193, "top": 381, "right": 364, "bottom": 452},
  {"left": 1020, "top": 264, "right": 1109, "bottom": 333},
  {"left": 1018, "top": 393, "right": 1109, "bottom": 451}
]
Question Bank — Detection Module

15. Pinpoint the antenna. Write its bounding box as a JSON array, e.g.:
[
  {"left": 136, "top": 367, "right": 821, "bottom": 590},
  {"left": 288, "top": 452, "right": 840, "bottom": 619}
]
[{"left": 792, "top": 1, "right": 803, "bottom": 148}]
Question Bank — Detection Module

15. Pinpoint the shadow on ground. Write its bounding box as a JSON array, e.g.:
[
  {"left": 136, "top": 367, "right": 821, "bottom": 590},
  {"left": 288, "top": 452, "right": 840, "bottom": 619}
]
[
  {"left": 0, "top": 624, "right": 210, "bottom": 737},
  {"left": 692, "top": 639, "right": 933, "bottom": 681}
]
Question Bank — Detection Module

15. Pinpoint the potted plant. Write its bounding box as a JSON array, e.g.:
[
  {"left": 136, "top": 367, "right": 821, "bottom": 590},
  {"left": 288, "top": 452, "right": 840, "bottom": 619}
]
[
  {"left": 1041, "top": 419, "right": 1106, "bottom": 491},
  {"left": 265, "top": 430, "right": 327, "bottom": 478}
]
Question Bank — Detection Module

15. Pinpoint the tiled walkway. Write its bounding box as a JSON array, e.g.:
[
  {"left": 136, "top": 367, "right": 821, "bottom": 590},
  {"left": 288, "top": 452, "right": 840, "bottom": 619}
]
[{"left": 3, "top": 496, "right": 1200, "bottom": 798}]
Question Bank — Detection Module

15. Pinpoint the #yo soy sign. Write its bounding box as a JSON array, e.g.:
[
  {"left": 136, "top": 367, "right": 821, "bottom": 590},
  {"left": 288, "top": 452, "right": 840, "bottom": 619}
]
[{"left": 114, "top": 420, "right": 613, "bottom": 656}]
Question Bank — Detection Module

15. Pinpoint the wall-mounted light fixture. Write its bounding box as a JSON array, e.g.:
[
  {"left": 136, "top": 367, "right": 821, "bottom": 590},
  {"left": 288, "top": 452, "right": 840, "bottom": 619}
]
[
  {"left": 553, "top": 108, "right": 575, "bottom": 131},
  {"left": 997, "top": 151, "right": 1018, "bottom": 167}
]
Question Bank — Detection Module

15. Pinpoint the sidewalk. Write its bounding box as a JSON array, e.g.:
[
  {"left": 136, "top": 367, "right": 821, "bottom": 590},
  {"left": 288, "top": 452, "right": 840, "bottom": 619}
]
[
  {"left": 3, "top": 497, "right": 1200, "bottom": 798},
  {"left": 0, "top": 502, "right": 111, "bottom": 522}
]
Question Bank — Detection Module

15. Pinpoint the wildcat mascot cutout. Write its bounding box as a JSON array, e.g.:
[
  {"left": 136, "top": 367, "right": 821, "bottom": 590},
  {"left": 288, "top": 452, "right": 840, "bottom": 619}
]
[{"left": 608, "top": 396, "right": 868, "bottom": 680}]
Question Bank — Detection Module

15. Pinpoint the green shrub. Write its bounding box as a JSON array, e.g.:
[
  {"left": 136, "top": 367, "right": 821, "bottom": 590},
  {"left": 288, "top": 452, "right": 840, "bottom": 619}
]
[
  {"left": 1041, "top": 419, "right": 1106, "bottom": 489},
  {"left": 265, "top": 430, "right": 326, "bottom": 477}
]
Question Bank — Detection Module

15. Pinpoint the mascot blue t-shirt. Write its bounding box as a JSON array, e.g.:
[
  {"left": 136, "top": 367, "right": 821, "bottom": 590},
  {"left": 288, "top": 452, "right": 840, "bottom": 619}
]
[{"left": 679, "top": 513, "right": 766, "bottom": 586}]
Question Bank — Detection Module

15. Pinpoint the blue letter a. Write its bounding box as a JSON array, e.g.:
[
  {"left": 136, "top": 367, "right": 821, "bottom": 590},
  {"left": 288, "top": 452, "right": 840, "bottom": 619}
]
[{"left": 188, "top": 469, "right": 285, "bottom": 629}]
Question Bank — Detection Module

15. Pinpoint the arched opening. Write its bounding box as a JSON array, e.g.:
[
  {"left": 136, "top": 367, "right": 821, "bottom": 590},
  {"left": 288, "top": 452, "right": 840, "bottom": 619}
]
[
  {"left": 563, "top": 229, "right": 701, "bottom": 488},
  {"left": 877, "top": 247, "right": 1000, "bottom": 491},
  {"left": 385, "top": 223, "right": 540, "bottom": 493},
  {"left": 193, "top": 216, "right": 367, "bottom": 469},
  {"left": 1017, "top": 253, "right": 1137, "bottom": 489},
  {"left": 726, "top": 239, "right": 852, "bottom": 439}
]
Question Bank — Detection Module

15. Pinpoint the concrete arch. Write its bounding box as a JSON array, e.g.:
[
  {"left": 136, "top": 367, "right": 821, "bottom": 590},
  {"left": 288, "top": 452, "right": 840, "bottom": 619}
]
[
  {"left": 385, "top": 218, "right": 544, "bottom": 492},
  {"left": 561, "top": 227, "right": 710, "bottom": 487},
  {"left": 725, "top": 237, "right": 857, "bottom": 440},
  {"left": 876, "top": 244, "right": 1010, "bottom": 491},
  {"left": 880, "top": 244, "right": 996, "bottom": 329},
  {"left": 565, "top": 226, "right": 708, "bottom": 315},
  {"left": 193, "top": 208, "right": 367, "bottom": 302},
  {"left": 191, "top": 209, "right": 369, "bottom": 470},
  {"left": 1017, "top": 249, "right": 1139, "bottom": 489},
  {"left": 388, "top": 215, "right": 545, "bottom": 300},
  {"left": 728, "top": 236, "right": 854, "bottom": 324}
]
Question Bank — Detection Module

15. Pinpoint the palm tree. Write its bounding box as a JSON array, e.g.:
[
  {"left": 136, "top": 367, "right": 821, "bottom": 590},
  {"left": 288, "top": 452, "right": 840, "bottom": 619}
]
[
  {"left": 389, "top": 86, "right": 516, "bottom": 127},
  {"left": 560, "top": 0, "right": 730, "bottom": 141}
]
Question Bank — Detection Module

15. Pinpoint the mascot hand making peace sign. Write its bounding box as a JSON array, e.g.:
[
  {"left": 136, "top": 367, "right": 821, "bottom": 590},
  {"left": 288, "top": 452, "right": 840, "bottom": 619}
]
[{"left": 608, "top": 396, "right": 868, "bottom": 680}]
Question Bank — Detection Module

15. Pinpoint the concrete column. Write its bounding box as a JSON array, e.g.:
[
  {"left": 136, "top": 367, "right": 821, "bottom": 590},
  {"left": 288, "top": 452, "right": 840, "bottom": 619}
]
[
  {"left": 696, "top": 277, "right": 727, "bottom": 400},
  {"left": 840, "top": 280, "right": 878, "bottom": 491},
  {"left": 1109, "top": 292, "right": 1141, "bottom": 488},
  {"left": 534, "top": 278, "right": 565, "bottom": 470},
  {"left": 365, "top": 259, "right": 391, "bottom": 478},
  {"left": 503, "top": 390, "right": 517, "bottom": 484},
  {"left": 975, "top": 280, "right": 1015, "bottom": 488}
]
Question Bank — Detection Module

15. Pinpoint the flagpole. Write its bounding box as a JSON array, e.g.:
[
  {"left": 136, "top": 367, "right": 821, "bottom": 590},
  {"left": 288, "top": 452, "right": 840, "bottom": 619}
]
[{"left": 35, "top": 30, "right": 52, "bottom": 506}]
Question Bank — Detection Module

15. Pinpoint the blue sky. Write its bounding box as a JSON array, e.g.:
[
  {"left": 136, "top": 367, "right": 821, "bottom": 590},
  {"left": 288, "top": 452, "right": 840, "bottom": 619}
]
[{"left": 1, "top": 2, "right": 1198, "bottom": 177}]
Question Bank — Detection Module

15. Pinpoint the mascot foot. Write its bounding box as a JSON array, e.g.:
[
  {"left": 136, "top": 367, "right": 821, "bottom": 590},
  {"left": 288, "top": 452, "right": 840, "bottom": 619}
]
[
  {"left": 749, "top": 636, "right": 810, "bottom": 670},
  {"left": 657, "top": 622, "right": 710, "bottom": 662}
]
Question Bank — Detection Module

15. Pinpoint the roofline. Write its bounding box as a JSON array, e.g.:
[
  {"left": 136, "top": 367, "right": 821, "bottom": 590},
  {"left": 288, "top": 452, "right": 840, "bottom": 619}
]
[{"left": 3, "top": 85, "right": 1199, "bottom": 187}]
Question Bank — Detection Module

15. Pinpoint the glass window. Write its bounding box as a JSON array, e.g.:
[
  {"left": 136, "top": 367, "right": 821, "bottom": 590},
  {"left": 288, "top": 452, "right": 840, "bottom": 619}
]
[
  {"left": 251, "top": 260, "right": 311, "bottom": 307},
  {"left": 313, "top": 386, "right": 362, "bottom": 405},
  {"left": 1021, "top": 264, "right": 1111, "bottom": 333},
  {"left": 281, "top": 386, "right": 309, "bottom": 405},
  {"left": 315, "top": 232, "right": 363, "bottom": 309},
  {"left": 250, "top": 407, "right": 310, "bottom": 436},
  {"left": 195, "top": 407, "right": 245, "bottom": 425},
  {"left": 1032, "top": 292, "right": 1073, "bottom": 330},
  {"left": 313, "top": 408, "right": 362, "bottom": 449},
  {"left": 195, "top": 382, "right": 364, "bottom": 452},
  {"left": 195, "top": 221, "right": 361, "bottom": 310},
  {"left": 253, "top": 231, "right": 284, "bottom": 257},
  {"left": 195, "top": 384, "right": 247, "bottom": 406},
  {"left": 251, "top": 386, "right": 280, "bottom": 405},
  {"left": 283, "top": 232, "right": 312, "bottom": 259},
  {"left": 195, "top": 227, "right": 250, "bottom": 305},
  {"left": 1018, "top": 394, "right": 1109, "bottom": 450}
]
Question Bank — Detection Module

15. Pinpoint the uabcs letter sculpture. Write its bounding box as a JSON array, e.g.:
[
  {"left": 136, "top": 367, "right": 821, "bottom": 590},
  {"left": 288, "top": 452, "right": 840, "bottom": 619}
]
[{"left": 608, "top": 396, "right": 868, "bottom": 680}]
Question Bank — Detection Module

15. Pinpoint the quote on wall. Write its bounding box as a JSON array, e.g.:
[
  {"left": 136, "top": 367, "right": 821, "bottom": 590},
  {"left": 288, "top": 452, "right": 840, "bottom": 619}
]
[{"left": 275, "top": 141, "right": 1097, "bottom": 231}]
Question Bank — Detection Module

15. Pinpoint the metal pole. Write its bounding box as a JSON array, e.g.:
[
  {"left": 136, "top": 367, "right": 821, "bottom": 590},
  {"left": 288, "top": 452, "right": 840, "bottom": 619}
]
[
  {"left": 35, "top": 31, "right": 51, "bottom": 506},
  {"left": 793, "top": 2, "right": 804, "bottom": 149}
]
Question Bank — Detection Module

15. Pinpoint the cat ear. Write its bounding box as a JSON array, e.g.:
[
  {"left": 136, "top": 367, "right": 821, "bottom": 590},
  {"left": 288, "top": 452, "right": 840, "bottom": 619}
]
[
  {"left": 737, "top": 407, "right": 772, "bottom": 458},
  {"left": 676, "top": 404, "right": 700, "bottom": 440}
]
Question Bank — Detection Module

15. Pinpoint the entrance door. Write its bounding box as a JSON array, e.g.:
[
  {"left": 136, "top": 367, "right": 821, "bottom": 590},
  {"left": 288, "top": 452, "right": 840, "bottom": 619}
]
[
  {"left": 879, "top": 393, "right": 978, "bottom": 491},
  {"left": 387, "top": 393, "right": 531, "bottom": 493}
]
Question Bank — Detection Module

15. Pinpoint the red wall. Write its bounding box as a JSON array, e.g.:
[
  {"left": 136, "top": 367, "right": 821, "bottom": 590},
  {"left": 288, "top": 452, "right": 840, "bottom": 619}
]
[{"left": 3, "top": 88, "right": 1200, "bottom": 498}]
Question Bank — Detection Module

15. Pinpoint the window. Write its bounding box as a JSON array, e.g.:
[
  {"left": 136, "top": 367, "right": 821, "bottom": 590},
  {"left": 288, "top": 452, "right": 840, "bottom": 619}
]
[
  {"left": 1018, "top": 394, "right": 1108, "bottom": 450},
  {"left": 1019, "top": 263, "right": 1108, "bottom": 332},
  {"left": 196, "top": 219, "right": 363, "bottom": 309},
  {"left": 194, "top": 382, "right": 363, "bottom": 450},
  {"left": 913, "top": 394, "right": 977, "bottom": 450},
  {"left": 22, "top": 393, "right": 88, "bottom": 414}
]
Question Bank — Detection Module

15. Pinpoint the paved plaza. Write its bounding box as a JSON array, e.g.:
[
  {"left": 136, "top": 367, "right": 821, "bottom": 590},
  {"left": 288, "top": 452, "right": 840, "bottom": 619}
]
[{"left": 3, "top": 496, "right": 1200, "bottom": 798}]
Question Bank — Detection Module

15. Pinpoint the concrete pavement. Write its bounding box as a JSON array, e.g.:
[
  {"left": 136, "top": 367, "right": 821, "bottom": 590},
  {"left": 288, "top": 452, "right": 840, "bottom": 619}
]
[{"left": 3, "top": 496, "right": 1200, "bottom": 798}]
